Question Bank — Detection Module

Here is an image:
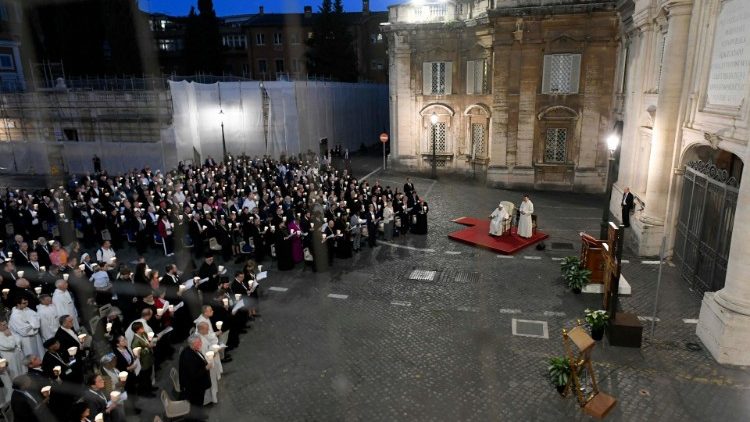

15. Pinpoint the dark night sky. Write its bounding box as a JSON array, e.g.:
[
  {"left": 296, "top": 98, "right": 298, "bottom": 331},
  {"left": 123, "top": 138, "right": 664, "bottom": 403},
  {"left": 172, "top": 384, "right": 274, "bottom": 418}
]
[{"left": 140, "top": 0, "right": 395, "bottom": 16}]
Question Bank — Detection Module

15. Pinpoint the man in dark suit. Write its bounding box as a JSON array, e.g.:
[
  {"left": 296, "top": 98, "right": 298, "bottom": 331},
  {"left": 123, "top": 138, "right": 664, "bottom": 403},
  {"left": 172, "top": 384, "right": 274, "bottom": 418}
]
[
  {"left": 10, "top": 374, "right": 48, "bottom": 422},
  {"left": 403, "top": 178, "right": 414, "bottom": 195},
  {"left": 179, "top": 333, "right": 212, "bottom": 421},
  {"left": 621, "top": 187, "right": 634, "bottom": 228}
]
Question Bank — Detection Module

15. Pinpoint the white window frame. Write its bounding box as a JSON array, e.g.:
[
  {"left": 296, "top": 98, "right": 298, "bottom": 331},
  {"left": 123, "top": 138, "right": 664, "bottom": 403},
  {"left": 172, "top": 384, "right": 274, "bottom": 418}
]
[
  {"left": 256, "top": 33, "right": 265, "bottom": 46},
  {"left": 258, "top": 59, "right": 268, "bottom": 74},
  {"left": 273, "top": 33, "right": 282, "bottom": 45},
  {"left": 422, "top": 61, "right": 452, "bottom": 96},
  {"left": 275, "top": 59, "right": 285, "bottom": 73},
  {"left": 541, "top": 54, "right": 581, "bottom": 95}
]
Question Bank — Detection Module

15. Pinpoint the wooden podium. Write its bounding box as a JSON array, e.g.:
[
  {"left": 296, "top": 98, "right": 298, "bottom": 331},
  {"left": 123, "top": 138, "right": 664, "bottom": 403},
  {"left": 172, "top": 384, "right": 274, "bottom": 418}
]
[{"left": 580, "top": 233, "right": 606, "bottom": 284}]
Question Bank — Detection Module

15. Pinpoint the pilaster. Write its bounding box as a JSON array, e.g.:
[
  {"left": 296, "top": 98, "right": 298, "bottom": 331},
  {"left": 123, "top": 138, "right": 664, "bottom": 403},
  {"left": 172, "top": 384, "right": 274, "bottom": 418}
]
[{"left": 641, "top": 0, "right": 693, "bottom": 226}]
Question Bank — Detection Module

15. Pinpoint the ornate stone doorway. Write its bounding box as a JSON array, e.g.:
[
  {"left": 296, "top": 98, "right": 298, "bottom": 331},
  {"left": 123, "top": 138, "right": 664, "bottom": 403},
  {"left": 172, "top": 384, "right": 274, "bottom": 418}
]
[{"left": 673, "top": 147, "right": 743, "bottom": 294}]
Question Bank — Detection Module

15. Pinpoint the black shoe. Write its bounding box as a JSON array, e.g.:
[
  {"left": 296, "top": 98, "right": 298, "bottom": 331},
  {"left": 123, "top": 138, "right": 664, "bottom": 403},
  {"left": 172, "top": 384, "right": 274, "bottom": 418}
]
[
  {"left": 239, "top": 329, "right": 248, "bottom": 334},
  {"left": 221, "top": 357, "right": 233, "bottom": 363}
]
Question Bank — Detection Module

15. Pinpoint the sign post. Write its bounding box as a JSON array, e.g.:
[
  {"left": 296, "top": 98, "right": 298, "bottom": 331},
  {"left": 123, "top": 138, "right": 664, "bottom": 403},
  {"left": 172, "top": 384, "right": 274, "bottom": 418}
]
[{"left": 380, "top": 132, "right": 389, "bottom": 170}]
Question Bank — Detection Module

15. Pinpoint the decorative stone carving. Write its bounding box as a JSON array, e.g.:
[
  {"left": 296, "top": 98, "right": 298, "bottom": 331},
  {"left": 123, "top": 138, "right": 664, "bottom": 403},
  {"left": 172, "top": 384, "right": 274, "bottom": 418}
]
[
  {"left": 703, "top": 132, "right": 721, "bottom": 150},
  {"left": 513, "top": 18, "right": 524, "bottom": 42}
]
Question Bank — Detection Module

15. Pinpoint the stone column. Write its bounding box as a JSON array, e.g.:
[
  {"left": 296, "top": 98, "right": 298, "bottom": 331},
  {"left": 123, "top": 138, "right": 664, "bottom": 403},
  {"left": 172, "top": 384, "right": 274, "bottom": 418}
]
[
  {"left": 641, "top": 0, "right": 693, "bottom": 225},
  {"left": 697, "top": 155, "right": 750, "bottom": 365},
  {"left": 389, "top": 32, "right": 414, "bottom": 160}
]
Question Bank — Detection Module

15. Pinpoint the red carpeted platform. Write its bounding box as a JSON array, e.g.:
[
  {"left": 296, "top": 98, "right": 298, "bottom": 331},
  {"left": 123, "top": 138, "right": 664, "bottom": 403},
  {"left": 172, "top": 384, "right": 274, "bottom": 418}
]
[{"left": 448, "top": 217, "right": 549, "bottom": 255}]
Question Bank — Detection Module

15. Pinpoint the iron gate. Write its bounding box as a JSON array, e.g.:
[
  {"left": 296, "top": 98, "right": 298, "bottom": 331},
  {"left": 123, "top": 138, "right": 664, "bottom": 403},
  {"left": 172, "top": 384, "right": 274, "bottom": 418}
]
[{"left": 674, "top": 162, "right": 739, "bottom": 294}]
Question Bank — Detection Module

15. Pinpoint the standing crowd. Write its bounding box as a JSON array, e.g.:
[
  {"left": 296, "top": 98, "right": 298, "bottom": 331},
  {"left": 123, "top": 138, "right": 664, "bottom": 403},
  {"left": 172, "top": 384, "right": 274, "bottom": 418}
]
[{"left": 0, "top": 153, "right": 430, "bottom": 421}]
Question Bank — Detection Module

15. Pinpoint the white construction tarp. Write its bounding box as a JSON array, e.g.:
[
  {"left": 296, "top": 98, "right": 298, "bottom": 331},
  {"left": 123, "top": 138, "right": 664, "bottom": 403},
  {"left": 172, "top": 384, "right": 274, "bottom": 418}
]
[
  {"left": 60, "top": 141, "right": 168, "bottom": 175},
  {"left": 0, "top": 142, "right": 52, "bottom": 174},
  {"left": 169, "top": 80, "right": 265, "bottom": 162},
  {"left": 167, "top": 80, "right": 388, "bottom": 162}
]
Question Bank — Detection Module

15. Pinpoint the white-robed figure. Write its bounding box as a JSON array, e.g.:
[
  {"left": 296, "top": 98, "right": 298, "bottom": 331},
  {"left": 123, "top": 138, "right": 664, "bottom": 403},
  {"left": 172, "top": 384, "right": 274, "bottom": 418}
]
[
  {"left": 517, "top": 195, "right": 534, "bottom": 238},
  {"left": 52, "top": 279, "right": 80, "bottom": 331},
  {"left": 0, "top": 319, "right": 25, "bottom": 379},
  {"left": 35, "top": 295, "right": 59, "bottom": 341},
  {"left": 196, "top": 321, "right": 222, "bottom": 405},
  {"left": 8, "top": 298, "right": 44, "bottom": 358},
  {"left": 489, "top": 203, "right": 510, "bottom": 236}
]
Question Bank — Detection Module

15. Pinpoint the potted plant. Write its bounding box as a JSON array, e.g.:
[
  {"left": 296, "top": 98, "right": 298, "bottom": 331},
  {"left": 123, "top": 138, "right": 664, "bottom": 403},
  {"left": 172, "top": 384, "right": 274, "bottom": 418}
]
[
  {"left": 584, "top": 309, "right": 609, "bottom": 341},
  {"left": 565, "top": 267, "right": 591, "bottom": 294},
  {"left": 560, "top": 256, "right": 580, "bottom": 278},
  {"left": 547, "top": 356, "right": 571, "bottom": 395}
]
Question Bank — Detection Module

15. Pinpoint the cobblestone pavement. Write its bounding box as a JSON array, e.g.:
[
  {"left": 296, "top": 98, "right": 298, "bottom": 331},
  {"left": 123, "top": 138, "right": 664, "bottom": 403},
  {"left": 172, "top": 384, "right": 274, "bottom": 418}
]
[{"left": 108, "top": 156, "right": 749, "bottom": 421}]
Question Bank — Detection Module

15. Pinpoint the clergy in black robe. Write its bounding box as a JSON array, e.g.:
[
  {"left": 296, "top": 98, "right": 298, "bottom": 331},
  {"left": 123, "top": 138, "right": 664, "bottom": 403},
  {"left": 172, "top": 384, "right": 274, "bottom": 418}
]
[
  {"left": 179, "top": 334, "right": 212, "bottom": 419},
  {"left": 412, "top": 200, "right": 429, "bottom": 235},
  {"left": 275, "top": 223, "right": 294, "bottom": 271}
]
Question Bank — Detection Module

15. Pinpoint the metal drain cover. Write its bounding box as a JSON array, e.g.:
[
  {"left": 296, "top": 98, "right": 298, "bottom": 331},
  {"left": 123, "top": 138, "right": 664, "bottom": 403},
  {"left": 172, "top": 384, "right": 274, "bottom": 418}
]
[
  {"left": 409, "top": 270, "right": 436, "bottom": 281},
  {"left": 512, "top": 319, "right": 549, "bottom": 339}
]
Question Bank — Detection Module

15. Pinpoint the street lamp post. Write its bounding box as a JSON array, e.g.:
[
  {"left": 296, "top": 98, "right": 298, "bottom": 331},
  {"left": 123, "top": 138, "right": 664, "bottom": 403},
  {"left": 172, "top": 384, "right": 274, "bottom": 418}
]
[
  {"left": 218, "top": 82, "right": 227, "bottom": 162},
  {"left": 220, "top": 116, "right": 227, "bottom": 162},
  {"left": 600, "top": 133, "right": 620, "bottom": 239},
  {"left": 430, "top": 112, "right": 438, "bottom": 179}
]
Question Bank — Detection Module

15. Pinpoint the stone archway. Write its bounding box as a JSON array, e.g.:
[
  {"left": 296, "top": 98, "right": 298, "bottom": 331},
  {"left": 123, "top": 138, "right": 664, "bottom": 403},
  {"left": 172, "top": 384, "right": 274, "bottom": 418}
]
[{"left": 673, "top": 145, "right": 744, "bottom": 293}]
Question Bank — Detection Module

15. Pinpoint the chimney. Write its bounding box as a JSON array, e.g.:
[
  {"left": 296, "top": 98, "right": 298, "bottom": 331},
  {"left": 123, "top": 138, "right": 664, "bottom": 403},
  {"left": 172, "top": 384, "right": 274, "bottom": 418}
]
[
  {"left": 304, "top": 6, "right": 312, "bottom": 18},
  {"left": 363, "top": 0, "right": 370, "bottom": 15},
  {"left": 259, "top": 6, "right": 264, "bottom": 15}
]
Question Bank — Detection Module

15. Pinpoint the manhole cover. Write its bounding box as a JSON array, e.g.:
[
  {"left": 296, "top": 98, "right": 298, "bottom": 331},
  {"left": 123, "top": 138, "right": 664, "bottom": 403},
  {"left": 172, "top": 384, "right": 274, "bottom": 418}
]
[
  {"left": 409, "top": 270, "right": 436, "bottom": 281},
  {"left": 551, "top": 242, "right": 575, "bottom": 250},
  {"left": 685, "top": 342, "right": 702, "bottom": 352},
  {"left": 512, "top": 319, "right": 549, "bottom": 339}
]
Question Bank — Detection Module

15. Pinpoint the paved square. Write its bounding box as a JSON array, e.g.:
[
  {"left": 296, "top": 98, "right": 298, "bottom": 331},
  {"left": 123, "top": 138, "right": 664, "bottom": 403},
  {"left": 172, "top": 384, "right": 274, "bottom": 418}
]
[{"left": 174, "top": 161, "right": 750, "bottom": 422}]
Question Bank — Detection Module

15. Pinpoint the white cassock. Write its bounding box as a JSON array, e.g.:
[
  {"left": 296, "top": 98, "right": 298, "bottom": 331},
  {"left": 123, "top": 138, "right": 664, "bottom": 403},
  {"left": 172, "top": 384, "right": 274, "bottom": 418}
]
[
  {"left": 0, "top": 366, "right": 11, "bottom": 405},
  {"left": 518, "top": 200, "right": 535, "bottom": 238},
  {"left": 53, "top": 289, "right": 80, "bottom": 331},
  {"left": 198, "top": 332, "right": 222, "bottom": 405},
  {"left": 36, "top": 304, "right": 59, "bottom": 341},
  {"left": 0, "top": 331, "right": 26, "bottom": 379},
  {"left": 9, "top": 307, "right": 44, "bottom": 358},
  {"left": 489, "top": 207, "right": 510, "bottom": 236}
]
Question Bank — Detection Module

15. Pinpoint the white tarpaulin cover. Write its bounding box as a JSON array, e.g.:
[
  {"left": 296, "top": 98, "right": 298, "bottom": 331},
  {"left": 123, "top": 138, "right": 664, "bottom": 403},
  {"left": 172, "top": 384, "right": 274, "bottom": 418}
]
[{"left": 168, "top": 80, "right": 388, "bottom": 162}]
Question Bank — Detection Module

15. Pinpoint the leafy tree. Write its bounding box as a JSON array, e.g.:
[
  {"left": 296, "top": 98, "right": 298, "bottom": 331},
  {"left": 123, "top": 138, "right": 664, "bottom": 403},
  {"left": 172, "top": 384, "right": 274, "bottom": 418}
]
[
  {"left": 184, "top": 0, "right": 222, "bottom": 75},
  {"left": 306, "top": 0, "right": 357, "bottom": 82}
]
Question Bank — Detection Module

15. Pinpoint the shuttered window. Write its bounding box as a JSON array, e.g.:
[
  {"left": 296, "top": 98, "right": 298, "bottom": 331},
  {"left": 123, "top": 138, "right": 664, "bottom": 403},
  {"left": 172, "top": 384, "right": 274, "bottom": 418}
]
[
  {"left": 541, "top": 54, "right": 581, "bottom": 94},
  {"left": 422, "top": 61, "right": 452, "bottom": 95},
  {"left": 466, "top": 59, "right": 487, "bottom": 95}
]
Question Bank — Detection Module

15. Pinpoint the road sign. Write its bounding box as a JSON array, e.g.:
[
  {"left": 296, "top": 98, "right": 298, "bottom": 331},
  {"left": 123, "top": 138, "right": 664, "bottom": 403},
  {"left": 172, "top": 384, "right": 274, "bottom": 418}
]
[{"left": 380, "top": 133, "right": 389, "bottom": 143}]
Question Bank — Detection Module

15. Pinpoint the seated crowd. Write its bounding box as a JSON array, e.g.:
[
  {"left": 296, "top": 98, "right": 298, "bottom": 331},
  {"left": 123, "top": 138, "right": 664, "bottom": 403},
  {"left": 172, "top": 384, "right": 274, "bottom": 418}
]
[{"left": 0, "top": 153, "right": 430, "bottom": 421}]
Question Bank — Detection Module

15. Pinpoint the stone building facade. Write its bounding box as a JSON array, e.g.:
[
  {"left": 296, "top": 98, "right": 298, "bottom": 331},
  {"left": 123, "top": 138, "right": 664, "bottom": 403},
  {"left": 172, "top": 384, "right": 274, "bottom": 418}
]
[
  {"left": 609, "top": 0, "right": 750, "bottom": 365},
  {"left": 384, "top": 0, "right": 620, "bottom": 192}
]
